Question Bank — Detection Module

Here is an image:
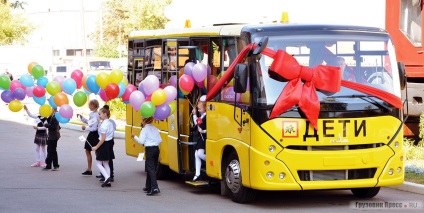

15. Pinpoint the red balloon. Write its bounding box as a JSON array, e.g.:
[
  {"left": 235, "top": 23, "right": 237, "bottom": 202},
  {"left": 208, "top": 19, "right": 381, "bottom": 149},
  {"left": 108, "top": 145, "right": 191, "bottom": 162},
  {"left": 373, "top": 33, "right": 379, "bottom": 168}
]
[
  {"left": 32, "top": 86, "right": 46, "bottom": 98},
  {"left": 105, "top": 83, "right": 119, "bottom": 100},
  {"left": 121, "top": 84, "right": 137, "bottom": 102},
  {"left": 179, "top": 74, "right": 194, "bottom": 92},
  {"left": 71, "top": 69, "right": 84, "bottom": 89}
]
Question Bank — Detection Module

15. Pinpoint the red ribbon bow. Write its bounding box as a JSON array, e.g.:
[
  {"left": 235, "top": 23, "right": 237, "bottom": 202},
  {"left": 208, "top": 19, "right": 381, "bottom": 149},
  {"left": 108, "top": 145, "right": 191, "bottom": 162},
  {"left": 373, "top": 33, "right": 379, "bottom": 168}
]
[
  {"left": 196, "top": 117, "right": 203, "bottom": 125},
  {"left": 265, "top": 49, "right": 341, "bottom": 130}
]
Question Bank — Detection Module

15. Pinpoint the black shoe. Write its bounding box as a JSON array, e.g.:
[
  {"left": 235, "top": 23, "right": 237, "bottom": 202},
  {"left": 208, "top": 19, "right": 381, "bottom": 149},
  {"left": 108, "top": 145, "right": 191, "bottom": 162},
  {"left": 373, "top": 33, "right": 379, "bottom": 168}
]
[
  {"left": 104, "top": 183, "right": 111, "bottom": 187},
  {"left": 101, "top": 177, "right": 112, "bottom": 187},
  {"left": 82, "top": 170, "right": 92, "bottom": 175},
  {"left": 191, "top": 175, "right": 200, "bottom": 182},
  {"left": 146, "top": 188, "right": 160, "bottom": 196},
  {"left": 99, "top": 178, "right": 105, "bottom": 182},
  {"left": 42, "top": 167, "right": 51, "bottom": 171},
  {"left": 96, "top": 174, "right": 103, "bottom": 178},
  {"left": 52, "top": 167, "right": 59, "bottom": 171},
  {"left": 143, "top": 187, "right": 150, "bottom": 193}
]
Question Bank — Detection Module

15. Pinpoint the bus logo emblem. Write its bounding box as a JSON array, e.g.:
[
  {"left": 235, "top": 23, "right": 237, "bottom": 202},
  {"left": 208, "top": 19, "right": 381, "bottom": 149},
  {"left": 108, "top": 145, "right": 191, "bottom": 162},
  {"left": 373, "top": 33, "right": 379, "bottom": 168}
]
[{"left": 282, "top": 121, "right": 298, "bottom": 138}]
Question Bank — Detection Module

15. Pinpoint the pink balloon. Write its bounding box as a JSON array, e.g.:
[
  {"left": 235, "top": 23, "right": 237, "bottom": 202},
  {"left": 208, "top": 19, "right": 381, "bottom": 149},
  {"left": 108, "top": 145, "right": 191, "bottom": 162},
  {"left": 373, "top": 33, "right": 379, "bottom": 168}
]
[
  {"left": 179, "top": 74, "right": 194, "bottom": 92},
  {"left": 59, "top": 104, "right": 73, "bottom": 118},
  {"left": 143, "top": 75, "right": 160, "bottom": 95},
  {"left": 192, "top": 63, "right": 207, "bottom": 82},
  {"left": 163, "top": 86, "right": 177, "bottom": 104},
  {"left": 10, "top": 80, "right": 24, "bottom": 92},
  {"left": 71, "top": 69, "right": 83, "bottom": 89},
  {"left": 98, "top": 89, "right": 110, "bottom": 102},
  {"left": 221, "top": 86, "right": 241, "bottom": 102},
  {"left": 169, "top": 75, "right": 177, "bottom": 87},
  {"left": 33, "top": 86, "right": 46, "bottom": 97},
  {"left": 122, "top": 84, "right": 136, "bottom": 102},
  {"left": 129, "top": 90, "right": 145, "bottom": 111},
  {"left": 195, "top": 80, "right": 204, "bottom": 89},
  {"left": 25, "top": 86, "right": 34, "bottom": 97}
]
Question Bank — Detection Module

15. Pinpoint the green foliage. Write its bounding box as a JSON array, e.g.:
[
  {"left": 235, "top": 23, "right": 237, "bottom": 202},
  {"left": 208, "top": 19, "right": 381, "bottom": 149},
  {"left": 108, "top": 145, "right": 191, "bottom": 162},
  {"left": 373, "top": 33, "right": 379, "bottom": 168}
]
[
  {"left": 419, "top": 111, "right": 424, "bottom": 140},
  {"left": 106, "top": 98, "right": 126, "bottom": 120},
  {"left": 404, "top": 138, "right": 424, "bottom": 161},
  {"left": 95, "top": 44, "right": 120, "bottom": 58},
  {"left": 0, "top": 2, "right": 35, "bottom": 45}
]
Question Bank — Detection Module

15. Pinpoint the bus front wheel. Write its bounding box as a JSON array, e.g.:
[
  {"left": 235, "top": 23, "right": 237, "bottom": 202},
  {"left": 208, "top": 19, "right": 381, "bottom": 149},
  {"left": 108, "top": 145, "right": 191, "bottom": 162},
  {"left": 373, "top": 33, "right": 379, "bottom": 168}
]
[
  {"left": 224, "top": 151, "right": 257, "bottom": 203},
  {"left": 351, "top": 187, "right": 380, "bottom": 198}
]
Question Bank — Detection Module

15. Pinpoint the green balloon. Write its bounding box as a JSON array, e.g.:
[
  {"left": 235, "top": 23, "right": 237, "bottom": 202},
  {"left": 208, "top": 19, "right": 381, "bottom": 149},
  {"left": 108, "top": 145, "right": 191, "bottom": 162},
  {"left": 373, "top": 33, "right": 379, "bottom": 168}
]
[
  {"left": 31, "top": 64, "right": 45, "bottom": 79},
  {"left": 140, "top": 101, "right": 156, "bottom": 118},
  {"left": 46, "top": 81, "right": 61, "bottom": 96},
  {"left": 0, "top": 75, "right": 11, "bottom": 90},
  {"left": 73, "top": 91, "right": 87, "bottom": 107}
]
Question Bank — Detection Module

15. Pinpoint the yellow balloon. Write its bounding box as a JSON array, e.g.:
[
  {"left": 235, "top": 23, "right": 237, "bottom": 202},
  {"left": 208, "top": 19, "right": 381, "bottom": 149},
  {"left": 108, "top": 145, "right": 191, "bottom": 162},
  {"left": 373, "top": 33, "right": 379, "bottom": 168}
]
[
  {"left": 96, "top": 72, "right": 110, "bottom": 89},
  {"left": 39, "top": 104, "right": 53, "bottom": 117},
  {"left": 8, "top": 100, "right": 23, "bottom": 112},
  {"left": 109, "top": 69, "right": 123, "bottom": 84},
  {"left": 151, "top": 89, "right": 167, "bottom": 106},
  {"left": 121, "top": 78, "right": 128, "bottom": 86},
  {"left": 169, "top": 100, "right": 177, "bottom": 115}
]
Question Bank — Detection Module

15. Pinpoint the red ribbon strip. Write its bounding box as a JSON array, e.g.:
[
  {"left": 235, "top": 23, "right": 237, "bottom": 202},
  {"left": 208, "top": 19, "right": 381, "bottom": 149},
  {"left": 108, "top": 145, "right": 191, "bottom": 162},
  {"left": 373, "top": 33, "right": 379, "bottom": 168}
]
[{"left": 206, "top": 44, "right": 403, "bottom": 130}]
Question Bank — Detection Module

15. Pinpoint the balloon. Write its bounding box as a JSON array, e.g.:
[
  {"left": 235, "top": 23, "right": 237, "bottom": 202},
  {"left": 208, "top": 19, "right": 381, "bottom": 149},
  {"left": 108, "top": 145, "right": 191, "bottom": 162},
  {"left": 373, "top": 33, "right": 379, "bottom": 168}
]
[
  {"left": 70, "top": 69, "right": 83, "bottom": 89},
  {"left": 195, "top": 80, "right": 205, "bottom": 89},
  {"left": 151, "top": 89, "right": 166, "bottom": 106},
  {"left": 33, "top": 86, "right": 46, "bottom": 97},
  {"left": 53, "top": 75, "right": 65, "bottom": 88},
  {"left": 154, "top": 104, "right": 171, "bottom": 120},
  {"left": 33, "top": 95, "right": 46, "bottom": 105},
  {"left": 48, "top": 97, "right": 57, "bottom": 109},
  {"left": 39, "top": 104, "right": 53, "bottom": 117},
  {"left": 98, "top": 89, "right": 109, "bottom": 102},
  {"left": 105, "top": 83, "right": 119, "bottom": 100},
  {"left": 109, "top": 69, "right": 123, "bottom": 84},
  {"left": 96, "top": 72, "right": 110, "bottom": 89},
  {"left": 121, "top": 78, "right": 128, "bottom": 86},
  {"left": 117, "top": 82, "right": 126, "bottom": 98},
  {"left": 0, "top": 75, "right": 11, "bottom": 90},
  {"left": 179, "top": 74, "right": 194, "bottom": 92},
  {"left": 73, "top": 91, "right": 87, "bottom": 107},
  {"left": 55, "top": 112, "right": 70, "bottom": 124},
  {"left": 163, "top": 86, "right": 177, "bottom": 104},
  {"left": 121, "top": 84, "right": 136, "bottom": 102},
  {"left": 143, "top": 75, "right": 160, "bottom": 95},
  {"left": 28, "top": 62, "right": 38, "bottom": 74},
  {"left": 82, "top": 75, "right": 91, "bottom": 92},
  {"left": 59, "top": 104, "right": 73, "bottom": 118},
  {"left": 8, "top": 100, "right": 23, "bottom": 112},
  {"left": 184, "top": 62, "right": 195, "bottom": 77},
  {"left": 37, "top": 76, "right": 49, "bottom": 88},
  {"left": 169, "top": 75, "right": 177, "bottom": 88},
  {"left": 192, "top": 63, "right": 207, "bottom": 82},
  {"left": 86, "top": 75, "right": 100, "bottom": 94},
  {"left": 1, "top": 90, "right": 13, "bottom": 103},
  {"left": 31, "top": 64, "right": 45, "bottom": 79},
  {"left": 140, "top": 101, "right": 155, "bottom": 118},
  {"left": 129, "top": 90, "right": 145, "bottom": 111},
  {"left": 13, "top": 88, "right": 26, "bottom": 100},
  {"left": 46, "top": 81, "right": 61, "bottom": 96},
  {"left": 10, "top": 80, "right": 24, "bottom": 92},
  {"left": 53, "top": 92, "right": 69, "bottom": 107},
  {"left": 19, "top": 74, "right": 34, "bottom": 87},
  {"left": 169, "top": 100, "right": 177, "bottom": 115},
  {"left": 138, "top": 81, "right": 146, "bottom": 95},
  {"left": 221, "top": 86, "right": 241, "bottom": 102},
  {"left": 206, "top": 75, "right": 218, "bottom": 90},
  {"left": 62, "top": 78, "right": 77, "bottom": 95},
  {"left": 178, "top": 68, "right": 185, "bottom": 77},
  {"left": 25, "top": 86, "right": 34, "bottom": 98}
]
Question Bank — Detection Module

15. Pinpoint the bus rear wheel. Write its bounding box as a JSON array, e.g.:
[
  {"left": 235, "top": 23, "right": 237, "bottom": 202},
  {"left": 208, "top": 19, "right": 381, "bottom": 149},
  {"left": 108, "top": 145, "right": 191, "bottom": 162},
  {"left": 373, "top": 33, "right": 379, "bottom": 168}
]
[
  {"left": 351, "top": 187, "right": 380, "bottom": 198},
  {"left": 224, "top": 151, "right": 257, "bottom": 203}
]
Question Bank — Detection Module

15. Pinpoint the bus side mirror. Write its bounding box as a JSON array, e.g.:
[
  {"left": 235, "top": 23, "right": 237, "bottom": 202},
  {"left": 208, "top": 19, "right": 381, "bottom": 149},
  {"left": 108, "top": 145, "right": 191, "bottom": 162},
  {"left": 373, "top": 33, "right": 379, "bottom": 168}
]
[
  {"left": 398, "top": 62, "right": 407, "bottom": 90},
  {"left": 252, "top": 36, "right": 269, "bottom": 55},
  {"left": 234, "top": 63, "right": 248, "bottom": 93}
]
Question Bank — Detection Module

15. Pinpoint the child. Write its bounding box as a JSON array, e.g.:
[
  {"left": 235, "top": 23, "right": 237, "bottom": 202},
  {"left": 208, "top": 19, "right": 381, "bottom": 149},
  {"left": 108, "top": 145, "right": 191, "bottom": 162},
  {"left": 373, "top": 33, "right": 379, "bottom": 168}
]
[
  {"left": 76, "top": 99, "right": 100, "bottom": 176},
  {"left": 92, "top": 107, "right": 114, "bottom": 187},
  {"left": 23, "top": 105, "right": 48, "bottom": 168},
  {"left": 42, "top": 107, "right": 61, "bottom": 171},
  {"left": 131, "top": 117, "right": 162, "bottom": 196},
  {"left": 191, "top": 95, "right": 207, "bottom": 182},
  {"left": 98, "top": 105, "right": 116, "bottom": 182}
]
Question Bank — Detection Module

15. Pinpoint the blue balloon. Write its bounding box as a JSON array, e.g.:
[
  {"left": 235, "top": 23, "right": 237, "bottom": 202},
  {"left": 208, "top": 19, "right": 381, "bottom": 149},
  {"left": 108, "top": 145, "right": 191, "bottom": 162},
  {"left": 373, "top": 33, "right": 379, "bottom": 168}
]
[
  {"left": 123, "top": 100, "right": 129, "bottom": 104},
  {"left": 33, "top": 95, "right": 46, "bottom": 105},
  {"left": 83, "top": 87, "right": 92, "bottom": 95},
  {"left": 1, "top": 90, "right": 13, "bottom": 103},
  {"left": 86, "top": 75, "right": 100, "bottom": 94},
  {"left": 62, "top": 78, "right": 76, "bottom": 95},
  {"left": 37, "top": 76, "right": 49, "bottom": 88},
  {"left": 19, "top": 74, "right": 34, "bottom": 87},
  {"left": 117, "top": 82, "right": 126, "bottom": 98},
  {"left": 55, "top": 112, "right": 70, "bottom": 124},
  {"left": 177, "top": 88, "right": 185, "bottom": 98},
  {"left": 48, "top": 96, "right": 57, "bottom": 109}
]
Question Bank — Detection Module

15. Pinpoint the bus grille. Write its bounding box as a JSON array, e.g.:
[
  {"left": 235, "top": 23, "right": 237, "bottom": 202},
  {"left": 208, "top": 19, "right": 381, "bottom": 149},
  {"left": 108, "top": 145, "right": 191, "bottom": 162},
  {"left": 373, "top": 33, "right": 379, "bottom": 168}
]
[{"left": 297, "top": 168, "right": 377, "bottom": 181}]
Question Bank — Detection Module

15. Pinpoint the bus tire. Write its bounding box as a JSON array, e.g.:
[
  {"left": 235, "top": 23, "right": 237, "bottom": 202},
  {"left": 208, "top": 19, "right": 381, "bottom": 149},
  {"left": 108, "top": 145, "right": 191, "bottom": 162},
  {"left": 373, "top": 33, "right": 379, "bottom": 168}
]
[
  {"left": 224, "top": 151, "right": 257, "bottom": 203},
  {"left": 351, "top": 187, "right": 380, "bottom": 198}
]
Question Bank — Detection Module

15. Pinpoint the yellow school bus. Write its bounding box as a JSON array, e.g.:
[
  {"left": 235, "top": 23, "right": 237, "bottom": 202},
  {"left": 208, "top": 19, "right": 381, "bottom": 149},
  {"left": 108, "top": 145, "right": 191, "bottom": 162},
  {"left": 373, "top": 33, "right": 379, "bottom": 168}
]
[{"left": 125, "top": 23, "right": 406, "bottom": 203}]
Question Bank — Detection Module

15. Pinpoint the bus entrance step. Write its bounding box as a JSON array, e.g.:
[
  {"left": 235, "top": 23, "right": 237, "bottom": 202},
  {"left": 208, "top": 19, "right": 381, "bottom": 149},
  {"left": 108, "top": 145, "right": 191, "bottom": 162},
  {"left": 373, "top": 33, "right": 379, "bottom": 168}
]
[{"left": 185, "top": 180, "right": 209, "bottom": 188}]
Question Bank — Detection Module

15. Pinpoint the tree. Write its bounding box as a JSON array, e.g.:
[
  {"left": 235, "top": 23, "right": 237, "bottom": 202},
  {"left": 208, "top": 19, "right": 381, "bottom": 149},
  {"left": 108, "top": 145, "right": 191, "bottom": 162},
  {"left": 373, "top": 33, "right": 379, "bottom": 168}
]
[
  {"left": 90, "top": 0, "right": 171, "bottom": 58},
  {"left": 0, "top": 1, "right": 35, "bottom": 45}
]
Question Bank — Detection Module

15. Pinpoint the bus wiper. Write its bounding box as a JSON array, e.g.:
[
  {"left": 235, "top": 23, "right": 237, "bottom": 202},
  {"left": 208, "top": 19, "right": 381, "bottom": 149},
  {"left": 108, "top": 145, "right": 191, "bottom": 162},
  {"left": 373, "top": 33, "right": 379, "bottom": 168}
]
[{"left": 326, "top": 95, "right": 391, "bottom": 111}]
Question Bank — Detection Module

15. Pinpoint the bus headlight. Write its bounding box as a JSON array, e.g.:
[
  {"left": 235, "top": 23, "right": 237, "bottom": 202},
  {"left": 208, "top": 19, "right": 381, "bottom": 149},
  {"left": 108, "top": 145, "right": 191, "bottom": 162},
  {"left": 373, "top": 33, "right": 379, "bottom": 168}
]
[
  {"left": 266, "top": 172, "right": 274, "bottom": 179},
  {"left": 388, "top": 168, "right": 394, "bottom": 175},
  {"left": 279, "top": 172, "right": 286, "bottom": 179},
  {"left": 394, "top": 141, "right": 399, "bottom": 148},
  {"left": 268, "top": 145, "right": 275, "bottom": 152},
  {"left": 397, "top": 167, "right": 402, "bottom": 173}
]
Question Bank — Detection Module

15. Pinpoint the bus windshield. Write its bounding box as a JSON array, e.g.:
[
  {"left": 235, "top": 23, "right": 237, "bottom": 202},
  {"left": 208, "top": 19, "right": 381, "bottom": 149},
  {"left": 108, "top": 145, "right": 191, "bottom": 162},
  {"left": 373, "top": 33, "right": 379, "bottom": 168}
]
[{"left": 254, "top": 33, "right": 401, "bottom": 107}]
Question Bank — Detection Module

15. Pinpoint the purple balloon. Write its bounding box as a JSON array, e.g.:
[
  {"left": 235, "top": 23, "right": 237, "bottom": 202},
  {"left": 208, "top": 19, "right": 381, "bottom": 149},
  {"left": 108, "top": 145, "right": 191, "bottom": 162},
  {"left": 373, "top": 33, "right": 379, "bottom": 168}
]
[
  {"left": 129, "top": 90, "right": 145, "bottom": 111},
  {"left": 192, "top": 63, "right": 207, "bottom": 82},
  {"left": 154, "top": 104, "right": 171, "bottom": 120},
  {"left": 26, "top": 86, "right": 34, "bottom": 98},
  {"left": 163, "top": 85, "right": 177, "bottom": 104},
  {"left": 138, "top": 80, "right": 146, "bottom": 95},
  {"left": 59, "top": 104, "right": 73, "bottom": 119},
  {"left": 13, "top": 87, "right": 26, "bottom": 100},
  {"left": 184, "top": 62, "right": 195, "bottom": 77},
  {"left": 142, "top": 75, "right": 159, "bottom": 96},
  {"left": 169, "top": 75, "right": 177, "bottom": 87},
  {"left": 1, "top": 90, "right": 14, "bottom": 103}
]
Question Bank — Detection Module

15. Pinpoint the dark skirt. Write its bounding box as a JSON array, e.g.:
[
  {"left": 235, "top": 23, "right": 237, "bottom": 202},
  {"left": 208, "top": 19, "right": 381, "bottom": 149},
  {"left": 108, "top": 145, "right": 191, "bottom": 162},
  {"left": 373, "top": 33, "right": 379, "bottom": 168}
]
[
  {"left": 195, "top": 133, "right": 206, "bottom": 150},
  {"left": 96, "top": 139, "right": 111, "bottom": 161},
  {"left": 109, "top": 139, "right": 115, "bottom": 160},
  {"left": 34, "top": 131, "right": 48, "bottom": 146},
  {"left": 85, "top": 131, "right": 99, "bottom": 151}
]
